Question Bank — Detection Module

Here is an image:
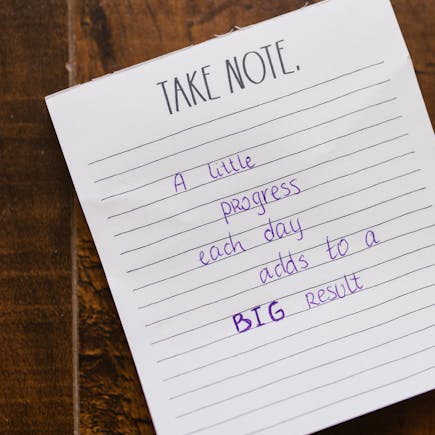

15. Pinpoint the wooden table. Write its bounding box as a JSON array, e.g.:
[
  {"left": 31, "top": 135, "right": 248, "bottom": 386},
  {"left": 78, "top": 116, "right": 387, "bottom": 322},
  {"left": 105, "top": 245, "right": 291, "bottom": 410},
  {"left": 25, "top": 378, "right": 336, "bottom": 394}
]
[{"left": 1, "top": 1, "right": 434, "bottom": 433}]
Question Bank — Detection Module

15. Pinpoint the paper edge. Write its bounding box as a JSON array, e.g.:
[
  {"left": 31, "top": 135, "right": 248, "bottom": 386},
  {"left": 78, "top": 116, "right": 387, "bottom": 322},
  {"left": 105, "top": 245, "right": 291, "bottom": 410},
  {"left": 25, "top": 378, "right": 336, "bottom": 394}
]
[{"left": 45, "top": 0, "right": 333, "bottom": 101}]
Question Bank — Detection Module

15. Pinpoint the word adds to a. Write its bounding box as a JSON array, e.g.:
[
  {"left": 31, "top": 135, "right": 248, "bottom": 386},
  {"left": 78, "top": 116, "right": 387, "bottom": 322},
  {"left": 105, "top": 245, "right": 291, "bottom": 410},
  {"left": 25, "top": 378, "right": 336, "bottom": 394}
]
[
  {"left": 208, "top": 153, "right": 255, "bottom": 180},
  {"left": 199, "top": 233, "right": 245, "bottom": 265},
  {"left": 326, "top": 229, "right": 379, "bottom": 260},
  {"left": 259, "top": 250, "right": 309, "bottom": 284},
  {"left": 304, "top": 273, "right": 364, "bottom": 309},
  {"left": 263, "top": 216, "right": 304, "bottom": 242},
  {"left": 220, "top": 178, "right": 301, "bottom": 224},
  {"left": 232, "top": 300, "right": 285, "bottom": 333}
]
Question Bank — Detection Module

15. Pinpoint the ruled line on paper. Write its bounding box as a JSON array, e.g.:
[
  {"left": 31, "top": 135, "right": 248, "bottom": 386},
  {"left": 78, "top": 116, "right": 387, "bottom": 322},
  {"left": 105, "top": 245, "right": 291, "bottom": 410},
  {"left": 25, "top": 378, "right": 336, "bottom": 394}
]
[
  {"left": 153, "top": 261, "right": 435, "bottom": 345},
  {"left": 171, "top": 323, "right": 434, "bottom": 402},
  {"left": 163, "top": 302, "right": 435, "bottom": 383},
  {"left": 148, "top": 225, "right": 435, "bottom": 332},
  {"left": 142, "top": 188, "right": 422, "bottom": 294},
  {"left": 145, "top": 216, "right": 435, "bottom": 335},
  {"left": 138, "top": 192, "right": 432, "bottom": 309},
  {"left": 45, "top": 0, "right": 435, "bottom": 431},
  {"left": 114, "top": 125, "right": 405, "bottom": 244},
  {"left": 170, "top": 311, "right": 435, "bottom": 400},
  {"left": 123, "top": 133, "right": 408, "bottom": 262},
  {"left": 114, "top": 119, "right": 405, "bottom": 238},
  {"left": 98, "top": 115, "right": 400, "bottom": 195},
  {"left": 126, "top": 139, "right": 411, "bottom": 271},
  {"left": 98, "top": 79, "right": 391, "bottom": 197},
  {"left": 106, "top": 98, "right": 398, "bottom": 219},
  {"left": 245, "top": 365, "right": 435, "bottom": 435},
  {"left": 47, "top": 0, "right": 435, "bottom": 432},
  {"left": 124, "top": 153, "right": 410, "bottom": 259},
  {"left": 157, "top": 276, "right": 435, "bottom": 364},
  {"left": 142, "top": 199, "right": 426, "bottom": 316},
  {"left": 131, "top": 156, "right": 418, "bottom": 289},
  {"left": 119, "top": 168, "right": 418, "bottom": 260},
  {"left": 140, "top": 204, "right": 429, "bottom": 325},
  {"left": 133, "top": 170, "right": 422, "bottom": 294},
  {"left": 117, "top": 119, "right": 404, "bottom": 244},
  {"left": 156, "top": 262, "right": 435, "bottom": 362},
  {"left": 88, "top": 61, "right": 385, "bottom": 166},
  {"left": 132, "top": 166, "right": 420, "bottom": 290},
  {"left": 185, "top": 349, "right": 435, "bottom": 434},
  {"left": 182, "top": 343, "right": 434, "bottom": 422}
]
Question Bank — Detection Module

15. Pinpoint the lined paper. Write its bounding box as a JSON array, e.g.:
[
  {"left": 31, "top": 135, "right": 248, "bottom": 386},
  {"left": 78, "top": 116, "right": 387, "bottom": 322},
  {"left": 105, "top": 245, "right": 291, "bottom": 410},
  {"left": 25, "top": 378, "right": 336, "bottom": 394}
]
[{"left": 46, "top": 0, "right": 435, "bottom": 433}]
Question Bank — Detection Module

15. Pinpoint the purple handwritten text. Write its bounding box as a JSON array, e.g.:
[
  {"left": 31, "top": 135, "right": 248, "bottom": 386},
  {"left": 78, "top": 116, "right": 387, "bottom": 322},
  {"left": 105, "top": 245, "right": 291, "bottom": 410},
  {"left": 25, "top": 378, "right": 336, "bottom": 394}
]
[
  {"left": 264, "top": 216, "right": 303, "bottom": 242},
  {"left": 220, "top": 178, "right": 301, "bottom": 224},
  {"left": 208, "top": 153, "right": 255, "bottom": 180},
  {"left": 232, "top": 300, "right": 285, "bottom": 333},
  {"left": 199, "top": 232, "right": 245, "bottom": 265},
  {"left": 259, "top": 250, "right": 309, "bottom": 284},
  {"left": 304, "top": 272, "right": 364, "bottom": 308}
]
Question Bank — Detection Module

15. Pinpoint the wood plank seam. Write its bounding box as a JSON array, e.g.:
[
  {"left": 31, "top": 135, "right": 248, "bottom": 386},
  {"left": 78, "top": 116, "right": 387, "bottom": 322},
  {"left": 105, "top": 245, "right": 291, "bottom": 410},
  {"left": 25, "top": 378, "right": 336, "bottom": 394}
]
[{"left": 68, "top": 0, "right": 80, "bottom": 432}]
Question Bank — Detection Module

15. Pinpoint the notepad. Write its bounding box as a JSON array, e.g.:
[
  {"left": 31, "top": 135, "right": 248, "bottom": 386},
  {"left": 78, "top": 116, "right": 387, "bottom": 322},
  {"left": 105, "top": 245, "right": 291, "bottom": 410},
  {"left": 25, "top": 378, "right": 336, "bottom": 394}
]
[{"left": 46, "top": 0, "right": 435, "bottom": 433}]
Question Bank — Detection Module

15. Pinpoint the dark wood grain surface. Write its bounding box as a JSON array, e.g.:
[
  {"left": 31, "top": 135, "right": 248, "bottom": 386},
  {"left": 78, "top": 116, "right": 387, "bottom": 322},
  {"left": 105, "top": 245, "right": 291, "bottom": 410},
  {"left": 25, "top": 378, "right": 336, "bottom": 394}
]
[
  {"left": 0, "top": 1, "right": 73, "bottom": 433},
  {"left": 1, "top": 1, "right": 434, "bottom": 433}
]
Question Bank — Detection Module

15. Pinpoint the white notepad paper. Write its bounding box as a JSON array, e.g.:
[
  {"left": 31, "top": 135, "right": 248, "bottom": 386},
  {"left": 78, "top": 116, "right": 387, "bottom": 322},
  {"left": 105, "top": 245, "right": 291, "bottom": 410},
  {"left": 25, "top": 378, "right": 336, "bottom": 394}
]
[{"left": 46, "top": 0, "right": 435, "bottom": 433}]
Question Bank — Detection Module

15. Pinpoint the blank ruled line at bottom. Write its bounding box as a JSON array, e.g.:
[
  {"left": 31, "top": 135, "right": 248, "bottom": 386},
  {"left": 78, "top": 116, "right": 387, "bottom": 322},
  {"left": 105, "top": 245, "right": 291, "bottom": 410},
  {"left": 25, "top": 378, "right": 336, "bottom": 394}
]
[
  {"left": 184, "top": 349, "right": 435, "bottom": 434},
  {"left": 245, "top": 365, "right": 435, "bottom": 435},
  {"left": 174, "top": 324, "right": 434, "bottom": 411}
]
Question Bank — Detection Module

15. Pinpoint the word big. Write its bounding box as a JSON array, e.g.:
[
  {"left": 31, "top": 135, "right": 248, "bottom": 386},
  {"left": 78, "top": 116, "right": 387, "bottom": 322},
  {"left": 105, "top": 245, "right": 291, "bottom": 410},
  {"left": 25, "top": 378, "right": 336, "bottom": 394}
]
[{"left": 232, "top": 301, "right": 285, "bottom": 333}]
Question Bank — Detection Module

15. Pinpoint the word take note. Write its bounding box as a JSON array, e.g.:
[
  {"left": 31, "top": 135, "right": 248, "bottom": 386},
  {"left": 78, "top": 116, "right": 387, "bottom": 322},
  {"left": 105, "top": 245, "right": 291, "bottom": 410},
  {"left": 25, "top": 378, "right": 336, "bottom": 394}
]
[{"left": 46, "top": 0, "right": 435, "bottom": 434}]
